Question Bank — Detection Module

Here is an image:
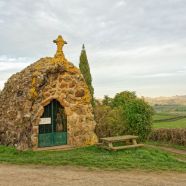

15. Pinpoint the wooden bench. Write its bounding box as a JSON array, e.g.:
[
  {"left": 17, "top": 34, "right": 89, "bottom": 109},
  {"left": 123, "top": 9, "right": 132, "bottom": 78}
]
[{"left": 98, "top": 135, "right": 144, "bottom": 151}]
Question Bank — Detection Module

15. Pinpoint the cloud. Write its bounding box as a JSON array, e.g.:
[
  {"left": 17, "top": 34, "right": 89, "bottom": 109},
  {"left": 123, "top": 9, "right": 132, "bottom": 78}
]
[
  {"left": 115, "top": 0, "right": 126, "bottom": 7},
  {"left": 0, "top": 55, "right": 34, "bottom": 89},
  {"left": 0, "top": 0, "right": 186, "bottom": 97}
]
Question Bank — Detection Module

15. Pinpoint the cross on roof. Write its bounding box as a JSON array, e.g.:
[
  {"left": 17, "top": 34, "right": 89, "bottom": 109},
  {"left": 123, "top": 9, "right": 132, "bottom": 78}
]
[{"left": 53, "top": 35, "right": 67, "bottom": 58}]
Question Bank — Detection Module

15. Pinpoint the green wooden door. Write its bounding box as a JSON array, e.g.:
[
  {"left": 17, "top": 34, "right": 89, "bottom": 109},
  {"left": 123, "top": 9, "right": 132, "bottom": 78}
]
[{"left": 38, "top": 100, "right": 67, "bottom": 147}]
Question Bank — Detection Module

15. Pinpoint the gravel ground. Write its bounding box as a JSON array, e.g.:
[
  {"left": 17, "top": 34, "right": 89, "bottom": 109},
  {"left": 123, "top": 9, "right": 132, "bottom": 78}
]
[{"left": 0, "top": 164, "right": 186, "bottom": 186}]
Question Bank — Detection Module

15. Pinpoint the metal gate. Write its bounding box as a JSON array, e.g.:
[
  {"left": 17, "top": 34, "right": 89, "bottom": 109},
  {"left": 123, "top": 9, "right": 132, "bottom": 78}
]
[{"left": 38, "top": 99, "right": 67, "bottom": 147}]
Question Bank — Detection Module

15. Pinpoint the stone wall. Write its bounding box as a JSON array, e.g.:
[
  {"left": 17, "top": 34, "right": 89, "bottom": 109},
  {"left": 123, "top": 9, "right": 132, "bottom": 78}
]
[{"left": 0, "top": 56, "right": 97, "bottom": 150}]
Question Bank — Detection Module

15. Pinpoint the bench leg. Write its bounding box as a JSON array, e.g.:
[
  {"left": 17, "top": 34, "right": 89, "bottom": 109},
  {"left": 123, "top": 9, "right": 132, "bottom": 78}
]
[
  {"left": 132, "top": 139, "right": 137, "bottom": 145},
  {"left": 125, "top": 140, "right": 130, "bottom": 145},
  {"left": 108, "top": 142, "right": 113, "bottom": 148}
]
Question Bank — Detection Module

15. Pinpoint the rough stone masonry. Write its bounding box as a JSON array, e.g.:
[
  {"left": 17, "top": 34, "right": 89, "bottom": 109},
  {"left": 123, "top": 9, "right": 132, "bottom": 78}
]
[{"left": 0, "top": 35, "right": 98, "bottom": 150}]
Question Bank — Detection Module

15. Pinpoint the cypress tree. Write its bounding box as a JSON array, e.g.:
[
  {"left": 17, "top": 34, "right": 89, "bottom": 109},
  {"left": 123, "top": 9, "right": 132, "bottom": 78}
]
[{"left": 79, "top": 44, "right": 94, "bottom": 106}]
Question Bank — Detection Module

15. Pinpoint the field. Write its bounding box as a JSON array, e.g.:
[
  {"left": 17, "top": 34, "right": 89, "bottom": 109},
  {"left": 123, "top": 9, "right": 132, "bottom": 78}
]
[
  {"left": 152, "top": 105, "right": 186, "bottom": 129},
  {"left": 153, "top": 104, "right": 186, "bottom": 113},
  {"left": 153, "top": 113, "right": 181, "bottom": 120},
  {"left": 153, "top": 117, "right": 186, "bottom": 129},
  {"left": 0, "top": 145, "right": 186, "bottom": 172}
]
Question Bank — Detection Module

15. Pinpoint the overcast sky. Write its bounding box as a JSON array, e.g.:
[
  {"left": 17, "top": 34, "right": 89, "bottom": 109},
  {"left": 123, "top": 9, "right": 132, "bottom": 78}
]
[{"left": 0, "top": 0, "right": 186, "bottom": 98}]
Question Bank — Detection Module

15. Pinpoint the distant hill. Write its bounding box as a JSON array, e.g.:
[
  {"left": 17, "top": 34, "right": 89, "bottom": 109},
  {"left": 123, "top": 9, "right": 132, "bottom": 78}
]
[{"left": 144, "top": 95, "right": 186, "bottom": 106}]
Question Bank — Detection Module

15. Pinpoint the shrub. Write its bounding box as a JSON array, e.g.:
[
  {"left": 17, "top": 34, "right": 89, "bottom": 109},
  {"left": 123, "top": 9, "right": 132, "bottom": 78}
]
[
  {"left": 124, "top": 98, "right": 154, "bottom": 141},
  {"left": 94, "top": 104, "right": 126, "bottom": 139},
  {"left": 95, "top": 91, "right": 154, "bottom": 141},
  {"left": 108, "top": 91, "right": 153, "bottom": 141},
  {"left": 149, "top": 128, "right": 186, "bottom": 145},
  {"left": 111, "top": 91, "right": 137, "bottom": 108}
]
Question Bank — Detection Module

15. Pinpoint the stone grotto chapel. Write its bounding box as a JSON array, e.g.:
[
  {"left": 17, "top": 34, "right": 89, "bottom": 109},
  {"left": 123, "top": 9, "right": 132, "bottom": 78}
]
[{"left": 0, "top": 35, "right": 98, "bottom": 150}]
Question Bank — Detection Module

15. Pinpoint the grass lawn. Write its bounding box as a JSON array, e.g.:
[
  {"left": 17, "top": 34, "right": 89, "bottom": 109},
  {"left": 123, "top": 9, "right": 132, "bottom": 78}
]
[
  {"left": 0, "top": 145, "right": 186, "bottom": 172},
  {"left": 153, "top": 118, "right": 186, "bottom": 129}
]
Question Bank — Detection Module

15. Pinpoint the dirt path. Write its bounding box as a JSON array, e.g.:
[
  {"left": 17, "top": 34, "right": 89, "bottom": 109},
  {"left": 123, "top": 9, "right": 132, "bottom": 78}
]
[
  {"left": 146, "top": 145, "right": 186, "bottom": 155},
  {"left": 0, "top": 164, "right": 186, "bottom": 186}
]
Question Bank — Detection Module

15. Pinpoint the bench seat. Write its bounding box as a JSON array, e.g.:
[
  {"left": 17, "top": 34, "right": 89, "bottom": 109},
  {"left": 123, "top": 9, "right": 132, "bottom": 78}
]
[
  {"left": 98, "top": 135, "right": 144, "bottom": 151},
  {"left": 100, "top": 135, "right": 138, "bottom": 142}
]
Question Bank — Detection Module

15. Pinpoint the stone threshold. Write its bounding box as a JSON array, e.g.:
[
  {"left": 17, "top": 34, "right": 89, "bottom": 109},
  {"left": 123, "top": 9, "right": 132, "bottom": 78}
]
[{"left": 33, "top": 145, "right": 75, "bottom": 151}]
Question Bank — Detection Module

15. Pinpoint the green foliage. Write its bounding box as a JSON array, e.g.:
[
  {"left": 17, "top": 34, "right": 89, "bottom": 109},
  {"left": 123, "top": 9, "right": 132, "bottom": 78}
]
[
  {"left": 0, "top": 145, "right": 186, "bottom": 171},
  {"left": 100, "top": 91, "right": 154, "bottom": 141},
  {"left": 102, "top": 95, "right": 113, "bottom": 106},
  {"left": 111, "top": 91, "right": 137, "bottom": 108},
  {"left": 79, "top": 44, "right": 94, "bottom": 106},
  {"left": 124, "top": 99, "right": 154, "bottom": 140},
  {"left": 94, "top": 104, "right": 126, "bottom": 138}
]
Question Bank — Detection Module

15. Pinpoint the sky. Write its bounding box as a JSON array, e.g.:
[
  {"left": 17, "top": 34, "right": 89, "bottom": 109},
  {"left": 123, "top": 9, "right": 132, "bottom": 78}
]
[{"left": 0, "top": 0, "right": 186, "bottom": 98}]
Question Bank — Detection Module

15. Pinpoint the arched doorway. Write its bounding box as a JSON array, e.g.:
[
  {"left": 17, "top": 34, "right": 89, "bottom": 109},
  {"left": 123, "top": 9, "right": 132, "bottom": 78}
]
[{"left": 38, "top": 99, "right": 67, "bottom": 147}]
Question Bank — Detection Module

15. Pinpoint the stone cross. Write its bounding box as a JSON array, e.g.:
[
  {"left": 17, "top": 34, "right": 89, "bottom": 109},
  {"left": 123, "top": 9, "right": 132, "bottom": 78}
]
[{"left": 53, "top": 35, "right": 67, "bottom": 58}]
